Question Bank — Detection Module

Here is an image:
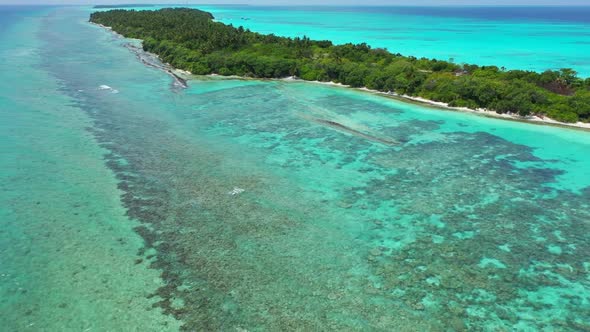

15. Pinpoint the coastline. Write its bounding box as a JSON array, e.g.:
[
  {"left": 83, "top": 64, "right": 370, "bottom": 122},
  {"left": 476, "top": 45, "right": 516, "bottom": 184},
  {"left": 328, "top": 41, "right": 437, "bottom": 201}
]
[
  {"left": 213, "top": 75, "right": 590, "bottom": 131},
  {"left": 358, "top": 87, "right": 590, "bottom": 131},
  {"left": 278, "top": 76, "right": 590, "bottom": 131},
  {"left": 64, "top": 14, "right": 590, "bottom": 332},
  {"left": 92, "top": 22, "right": 590, "bottom": 132},
  {"left": 93, "top": 22, "right": 188, "bottom": 89}
]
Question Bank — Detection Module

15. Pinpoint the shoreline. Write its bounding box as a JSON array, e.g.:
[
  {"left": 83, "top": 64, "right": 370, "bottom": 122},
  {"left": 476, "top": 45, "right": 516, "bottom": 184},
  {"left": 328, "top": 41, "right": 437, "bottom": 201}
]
[
  {"left": 92, "top": 22, "right": 590, "bottom": 132},
  {"left": 358, "top": 87, "right": 590, "bottom": 131},
  {"left": 209, "top": 75, "right": 590, "bottom": 131},
  {"left": 92, "top": 22, "right": 188, "bottom": 89}
]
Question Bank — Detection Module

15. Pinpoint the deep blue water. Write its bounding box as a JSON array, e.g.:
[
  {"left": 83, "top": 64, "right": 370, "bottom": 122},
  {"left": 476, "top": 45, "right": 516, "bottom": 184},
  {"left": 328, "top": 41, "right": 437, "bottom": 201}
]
[
  {"left": 0, "top": 6, "right": 54, "bottom": 34},
  {"left": 0, "top": 7, "right": 22, "bottom": 34}
]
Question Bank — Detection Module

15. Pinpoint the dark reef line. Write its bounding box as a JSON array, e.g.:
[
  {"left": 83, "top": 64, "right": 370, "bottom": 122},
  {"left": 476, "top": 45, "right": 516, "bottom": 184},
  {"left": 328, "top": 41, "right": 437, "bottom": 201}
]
[{"left": 307, "top": 117, "right": 400, "bottom": 146}]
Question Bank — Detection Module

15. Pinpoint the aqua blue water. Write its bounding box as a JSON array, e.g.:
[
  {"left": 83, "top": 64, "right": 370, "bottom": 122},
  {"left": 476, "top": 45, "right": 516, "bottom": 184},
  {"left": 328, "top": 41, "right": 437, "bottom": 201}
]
[
  {"left": 1, "top": 5, "right": 590, "bottom": 331},
  {"left": 93, "top": 5, "right": 590, "bottom": 77},
  {"left": 208, "top": 5, "right": 590, "bottom": 77}
]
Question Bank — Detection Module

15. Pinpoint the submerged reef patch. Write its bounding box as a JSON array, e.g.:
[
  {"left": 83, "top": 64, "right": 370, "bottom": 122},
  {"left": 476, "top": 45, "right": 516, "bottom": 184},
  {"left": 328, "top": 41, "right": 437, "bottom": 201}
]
[{"left": 45, "top": 39, "right": 590, "bottom": 330}]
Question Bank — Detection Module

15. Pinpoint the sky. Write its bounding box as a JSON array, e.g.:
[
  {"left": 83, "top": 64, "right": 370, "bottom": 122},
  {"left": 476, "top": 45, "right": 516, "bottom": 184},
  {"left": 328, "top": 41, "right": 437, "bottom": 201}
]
[{"left": 2, "top": 0, "right": 590, "bottom": 5}]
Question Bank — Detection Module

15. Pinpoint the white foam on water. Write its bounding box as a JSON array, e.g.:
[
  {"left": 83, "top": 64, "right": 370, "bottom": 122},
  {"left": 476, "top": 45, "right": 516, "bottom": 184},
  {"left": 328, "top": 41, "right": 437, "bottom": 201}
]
[{"left": 228, "top": 187, "right": 245, "bottom": 196}]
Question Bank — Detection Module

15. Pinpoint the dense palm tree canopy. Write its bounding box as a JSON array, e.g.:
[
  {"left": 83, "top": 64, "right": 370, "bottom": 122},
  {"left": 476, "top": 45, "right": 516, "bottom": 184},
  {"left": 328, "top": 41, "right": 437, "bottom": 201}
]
[{"left": 90, "top": 8, "right": 590, "bottom": 122}]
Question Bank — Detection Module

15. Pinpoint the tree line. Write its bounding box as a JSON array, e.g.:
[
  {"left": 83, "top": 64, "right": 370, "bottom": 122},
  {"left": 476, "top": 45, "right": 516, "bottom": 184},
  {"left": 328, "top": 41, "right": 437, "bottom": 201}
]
[{"left": 90, "top": 8, "right": 590, "bottom": 123}]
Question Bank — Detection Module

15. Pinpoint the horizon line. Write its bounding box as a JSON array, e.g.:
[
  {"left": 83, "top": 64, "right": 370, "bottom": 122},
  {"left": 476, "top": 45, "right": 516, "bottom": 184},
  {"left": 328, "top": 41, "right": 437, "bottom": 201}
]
[{"left": 3, "top": 3, "right": 590, "bottom": 6}]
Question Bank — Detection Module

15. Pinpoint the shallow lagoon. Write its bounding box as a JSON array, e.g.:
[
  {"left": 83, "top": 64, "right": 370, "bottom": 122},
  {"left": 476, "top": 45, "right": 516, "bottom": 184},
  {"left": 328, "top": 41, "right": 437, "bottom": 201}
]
[{"left": 1, "top": 6, "right": 589, "bottom": 331}]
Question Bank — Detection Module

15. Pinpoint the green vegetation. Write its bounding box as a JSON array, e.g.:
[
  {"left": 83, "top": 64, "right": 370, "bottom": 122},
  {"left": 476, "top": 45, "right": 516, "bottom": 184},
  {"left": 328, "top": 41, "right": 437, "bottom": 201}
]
[
  {"left": 90, "top": 8, "right": 590, "bottom": 123},
  {"left": 93, "top": 4, "right": 156, "bottom": 9}
]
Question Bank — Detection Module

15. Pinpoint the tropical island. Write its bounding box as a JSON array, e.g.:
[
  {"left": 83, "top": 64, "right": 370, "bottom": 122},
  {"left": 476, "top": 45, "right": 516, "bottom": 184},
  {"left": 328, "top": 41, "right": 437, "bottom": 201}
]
[
  {"left": 89, "top": 8, "right": 590, "bottom": 124},
  {"left": 93, "top": 4, "right": 156, "bottom": 9}
]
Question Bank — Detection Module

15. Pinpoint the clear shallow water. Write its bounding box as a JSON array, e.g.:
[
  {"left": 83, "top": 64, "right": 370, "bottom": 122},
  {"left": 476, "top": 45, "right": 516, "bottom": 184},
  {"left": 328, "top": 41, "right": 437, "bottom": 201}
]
[
  {"left": 2, "top": 6, "right": 590, "bottom": 331},
  {"left": 93, "top": 5, "right": 590, "bottom": 77},
  {"left": 0, "top": 6, "right": 180, "bottom": 331}
]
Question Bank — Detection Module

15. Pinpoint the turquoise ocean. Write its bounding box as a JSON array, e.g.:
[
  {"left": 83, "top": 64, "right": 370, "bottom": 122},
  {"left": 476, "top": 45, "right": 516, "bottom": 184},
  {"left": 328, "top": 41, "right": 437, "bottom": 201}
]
[
  {"left": 1, "top": 5, "right": 590, "bottom": 331},
  {"left": 98, "top": 5, "right": 590, "bottom": 76}
]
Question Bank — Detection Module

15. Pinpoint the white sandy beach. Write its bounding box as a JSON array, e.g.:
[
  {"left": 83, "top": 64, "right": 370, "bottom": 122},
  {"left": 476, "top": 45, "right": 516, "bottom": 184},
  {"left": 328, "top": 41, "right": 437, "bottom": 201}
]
[{"left": 93, "top": 23, "right": 590, "bottom": 131}]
